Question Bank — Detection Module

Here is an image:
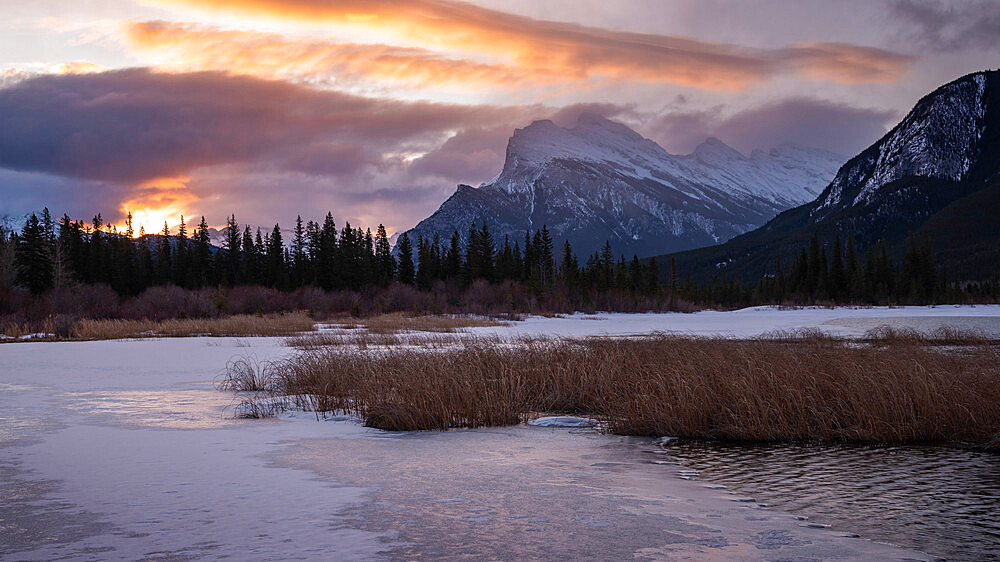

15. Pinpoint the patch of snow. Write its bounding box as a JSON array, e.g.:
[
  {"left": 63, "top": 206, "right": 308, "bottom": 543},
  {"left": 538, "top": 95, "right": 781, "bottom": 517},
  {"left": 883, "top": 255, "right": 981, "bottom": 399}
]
[{"left": 466, "top": 305, "right": 1000, "bottom": 340}]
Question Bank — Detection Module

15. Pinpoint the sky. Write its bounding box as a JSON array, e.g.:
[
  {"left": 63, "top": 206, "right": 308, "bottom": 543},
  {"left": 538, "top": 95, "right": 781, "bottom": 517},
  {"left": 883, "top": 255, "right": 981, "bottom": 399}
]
[{"left": 0, "top": 0, "right": 997, "bottom": 236}]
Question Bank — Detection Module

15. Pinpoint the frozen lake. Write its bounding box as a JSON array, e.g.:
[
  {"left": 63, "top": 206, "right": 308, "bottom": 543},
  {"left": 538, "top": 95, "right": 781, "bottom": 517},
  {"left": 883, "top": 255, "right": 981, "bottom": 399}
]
[
  {"left": 467, "top": 304, "right": 1000, "bottom": 340},
  {"left": 3, "top": 306, "right": 998, "bottom": 559}
]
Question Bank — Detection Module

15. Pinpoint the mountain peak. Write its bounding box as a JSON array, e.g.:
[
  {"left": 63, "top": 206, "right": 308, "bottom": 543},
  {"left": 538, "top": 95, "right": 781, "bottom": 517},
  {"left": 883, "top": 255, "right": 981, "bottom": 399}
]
[
  {"left": 691, "top": 136, "right": 746, "bottom": 162},
  {"left": 401, "top": 113, "right": 843, "bottom": 259},
  {"left": 502, "top": 114, "right": 660, "bottom": 173},
  {"left": 814, "top": 69, "right": 997, "bottom": 216}
]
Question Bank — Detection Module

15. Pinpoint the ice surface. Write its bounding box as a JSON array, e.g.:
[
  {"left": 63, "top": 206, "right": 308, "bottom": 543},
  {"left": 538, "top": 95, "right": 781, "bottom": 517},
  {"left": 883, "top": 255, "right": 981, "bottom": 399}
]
[
  {"left": 0, "top": 308, "right": 973, "bottom": 559},
  {"left": 467, "top": 304, "right": 1000, "bottom": 340},
  {"left": 527, "top": 416, "right": 598, "bottom": 428}
]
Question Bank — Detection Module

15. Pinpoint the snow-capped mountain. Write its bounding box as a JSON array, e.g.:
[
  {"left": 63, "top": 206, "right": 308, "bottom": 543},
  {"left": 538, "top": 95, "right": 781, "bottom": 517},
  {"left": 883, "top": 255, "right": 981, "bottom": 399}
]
[
  {"left": 808, "top": 71, "right": 993, "bottom": 223},
  {"left": 401, "top": 113, "right": 843, "bottom": 258},
  {"left": 659, "top": 69, "right": 1000, "bottom": 282}
]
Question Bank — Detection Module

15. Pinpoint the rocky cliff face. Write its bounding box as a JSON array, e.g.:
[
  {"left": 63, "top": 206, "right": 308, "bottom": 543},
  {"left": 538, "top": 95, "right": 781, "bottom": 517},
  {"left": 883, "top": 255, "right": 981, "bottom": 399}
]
[{"left": 809, "top": 72, "right": 992, "bottom": 223}]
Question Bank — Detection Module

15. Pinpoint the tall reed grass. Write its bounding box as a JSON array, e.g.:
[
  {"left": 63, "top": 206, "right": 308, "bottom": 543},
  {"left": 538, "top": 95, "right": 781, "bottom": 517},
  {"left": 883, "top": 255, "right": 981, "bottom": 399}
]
[
  {"left": 248, "top": 333, "right": 1000, "bottom": 448},
  {"left": 71, "top": 312, "right": 316, "bottom": 340},
  {"left": 323, "top": 312, "right": 508, "bottom": 334}
]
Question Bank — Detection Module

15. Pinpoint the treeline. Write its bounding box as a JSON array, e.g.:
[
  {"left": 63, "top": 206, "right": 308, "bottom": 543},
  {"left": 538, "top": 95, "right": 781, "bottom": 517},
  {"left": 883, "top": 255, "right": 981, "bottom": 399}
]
[
  {"left": 674, "top": 232, "right": 1000, "bottom": 306},
  {"left": 2, "top": 209, "right": 999, "bottom": 323},
  {"left": 1, "top": 209, "right": 662, "bottom": 298}
]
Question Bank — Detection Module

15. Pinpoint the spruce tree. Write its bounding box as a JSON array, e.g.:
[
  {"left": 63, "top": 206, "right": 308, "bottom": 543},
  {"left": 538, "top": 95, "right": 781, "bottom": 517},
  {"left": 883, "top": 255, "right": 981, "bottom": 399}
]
[
  {"left": 292, "top": 216, "right": 306, "bottom": 288},
  {"left": 193, "top": 217, "right": 211, "bottom": 287},
  {"left": 830, "top": 234, "right": 845, "bottom": 300},
  {"left": 444, "top": 231, "right": 461, "bottom": 279},
  {"left": 317, "top": 213, "right": 338, "bottom": 290},
  {"left": 266, "top": 223, "right": 286, "bottom": 289},
  {"left": 374, "top": 224, "right": 395, "bottom": 286},
  {"left": 156, "top": 222, "right": 173, "bottom": 285},
  {"left": 396, "top": 233, "right": 415, "bottom": 285},
  {"left": 222, "top": 214, "right": 241, "bottom": 285},
  {"left": 14, "top": 214, "right": 54, "bottom": 294},
  {"left": 538, "top": 225, "right": 554, "bottom": 285}
]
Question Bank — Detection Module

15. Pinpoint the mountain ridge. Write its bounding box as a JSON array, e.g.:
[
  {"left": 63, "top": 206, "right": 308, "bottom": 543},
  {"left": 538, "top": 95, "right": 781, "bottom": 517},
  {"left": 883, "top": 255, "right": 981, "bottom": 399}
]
[
  {"left": 401, "top": 113, "right": 843, "bottom": 258},
  {"left": 654, "top": 69, "right": 1000, "bottom": 282}
]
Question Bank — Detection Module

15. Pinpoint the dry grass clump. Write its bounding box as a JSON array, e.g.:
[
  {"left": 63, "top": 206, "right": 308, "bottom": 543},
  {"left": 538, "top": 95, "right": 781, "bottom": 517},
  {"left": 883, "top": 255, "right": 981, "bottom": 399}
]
[
  {"left": 325, "top": 312, "right": 507, "bottom": 334},
  {"left": 218, "top": 356, "right": 280, "bottom": 392},
  {"left": 285, "top": 331, "right": 459, "bottom": 350},
  {"left": 261, "top": 334, "right": 1000, "bottom": 447},
  {"left": 865, "top": 324, "right": 993, "bottom": 347},
  {"left": 71, "top": 312, "right": 316, "bottom": 340}
]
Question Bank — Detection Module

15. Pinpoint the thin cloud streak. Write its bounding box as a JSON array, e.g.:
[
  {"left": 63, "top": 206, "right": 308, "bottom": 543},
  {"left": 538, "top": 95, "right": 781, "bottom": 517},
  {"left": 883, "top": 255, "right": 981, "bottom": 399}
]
[
  {"left": 153, "top": 0, "right": 914, "bottom": 89},
  {"left": 125, "top": 21, "right": 536, "bottom": 92}
]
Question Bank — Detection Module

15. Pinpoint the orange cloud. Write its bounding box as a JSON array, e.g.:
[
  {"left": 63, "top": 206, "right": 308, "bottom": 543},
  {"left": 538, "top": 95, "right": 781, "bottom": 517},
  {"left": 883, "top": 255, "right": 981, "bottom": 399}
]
[
  {"left": 53, "top": 61, "right": 108, "bottom": 75},
  {"left": 125, "top": 21, "right": 533, "bottom": 91},
  {"left": 788, "top": 43, "right": 913, "bottom": 83},
  {"left": 151, "top": 0, "right": 914, "bottom": 89}
]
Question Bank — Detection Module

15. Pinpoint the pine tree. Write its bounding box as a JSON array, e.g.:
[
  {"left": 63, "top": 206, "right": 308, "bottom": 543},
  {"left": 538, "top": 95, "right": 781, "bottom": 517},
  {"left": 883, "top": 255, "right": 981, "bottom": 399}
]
[
  {"left": 559, "top": 239, "right": 578, "bottom": 287},
  {"left": 174, "top": 216, "right": 188, "bottom": 287},
  {"left": 396, "top": 233, "right": 415, "bottom": 285},
  {"left": 292, "top": 216, "right": 306, "bottom": 288},
  {"left": 193, "top": 217, "right": 211, "bottom": 287},
  {"left": 112, "top": 213, "right": 136, "bottom": 294},
  {"left": 156, "top": 222, "right": 173, "bottom": 285},
  {"left": 668, "top": 258, "right": 678, "bottom": 296},
  {"left": 304, "top": 220, "right": 320, "bottom": 286},
  {"left": 444, "top": 231, "right": 462, "bottom": 279},
  {"left": 14, "top": 214, "right": 54, "bottom": 294},
  {"left": 830, "top": 234, "right": 845, "bottom": 300},
  {"left": 266, "top": 223, "right": 286, "bottom": 289},
  {"left": 538, "top": 225, "right": 554, "bottom": 285},
  {"left": 374, "top": 224, "right": 395, "bottom": 286},
  {"left": 0, "top": 223, "right": 12, "bottom": 288},
  {"left": 339, "top": 222, "right": 358, "bottom": 289},
  {"left": 87, "top": 214, "right": 105, "bottom": 285},
  {"left": 136, "top": 227, "right": 153, "bottom": 289},
  {"left": 241, "top": 226, "right": 259, "bottom": 285},
  {"left": 317, "top": 213, "right": 338, "bottom": 290},
  {"left": 415, "top": 235, "right": 433, "bottom": 290},
  {"left": 222, "top": 214, "right": 241, "bottom": 285},
  {"left": 806, "top": 234, "right": 822, "bottom": 296}
]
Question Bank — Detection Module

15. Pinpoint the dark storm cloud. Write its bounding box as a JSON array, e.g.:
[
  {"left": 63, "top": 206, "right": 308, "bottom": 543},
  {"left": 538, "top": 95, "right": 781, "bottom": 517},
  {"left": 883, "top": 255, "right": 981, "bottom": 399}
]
[
  {"left": 407, "top": 126, "right": 511, "bottom": 184},
  {"left": 649, "top": 98, "right": 899, "bottom": 156},
  {"left": 0, "top": 68, "right": 532, "bottom": 184},
  {"left": 891, "top": 0, "right": 1000, "bottom": 52}
]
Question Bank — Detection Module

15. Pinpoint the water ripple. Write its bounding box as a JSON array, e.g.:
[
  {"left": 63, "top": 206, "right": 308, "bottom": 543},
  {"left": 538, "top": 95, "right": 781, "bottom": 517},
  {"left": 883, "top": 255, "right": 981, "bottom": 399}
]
[{"left": 664, "top": 441, "right": 1000, "bottom": 559}]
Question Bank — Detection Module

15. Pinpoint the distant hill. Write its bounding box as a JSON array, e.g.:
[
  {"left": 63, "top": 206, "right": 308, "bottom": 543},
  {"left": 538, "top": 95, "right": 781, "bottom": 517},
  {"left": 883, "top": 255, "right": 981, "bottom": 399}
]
[{"left": 654, "top": 70, "right": 1000, "bottom": 283}]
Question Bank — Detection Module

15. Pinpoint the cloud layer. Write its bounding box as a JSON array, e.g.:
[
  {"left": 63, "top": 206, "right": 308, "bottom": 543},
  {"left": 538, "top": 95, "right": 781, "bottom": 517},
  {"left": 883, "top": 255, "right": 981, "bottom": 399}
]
[
  {"left": 0, "top": 68, "right": 536, "bottom": 184},
  {"left": 150, "top": 0, "right": 913, "bottom": 89},
  {"left": 650, "top": 99, "right": 899, "bottom": 156},
  {"left": 12, "top": 0, "right": 984, "bottom": 236}
]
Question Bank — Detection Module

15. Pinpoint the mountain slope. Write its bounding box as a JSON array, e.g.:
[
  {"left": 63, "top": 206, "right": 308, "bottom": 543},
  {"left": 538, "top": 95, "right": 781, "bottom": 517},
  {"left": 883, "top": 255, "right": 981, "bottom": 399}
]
[
  {"left": 401, "top": 114, "right": 842, "bottom": 258},
  {"left": 656, "top": 70, "right": 1000, "bottom": 282}
]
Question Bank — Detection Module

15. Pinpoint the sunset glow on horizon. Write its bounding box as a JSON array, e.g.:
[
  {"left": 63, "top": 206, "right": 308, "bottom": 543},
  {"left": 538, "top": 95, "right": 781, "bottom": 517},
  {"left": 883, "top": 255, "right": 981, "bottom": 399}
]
[{"left": 1, "top": 0, "right": 998, "bottom": 234}]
